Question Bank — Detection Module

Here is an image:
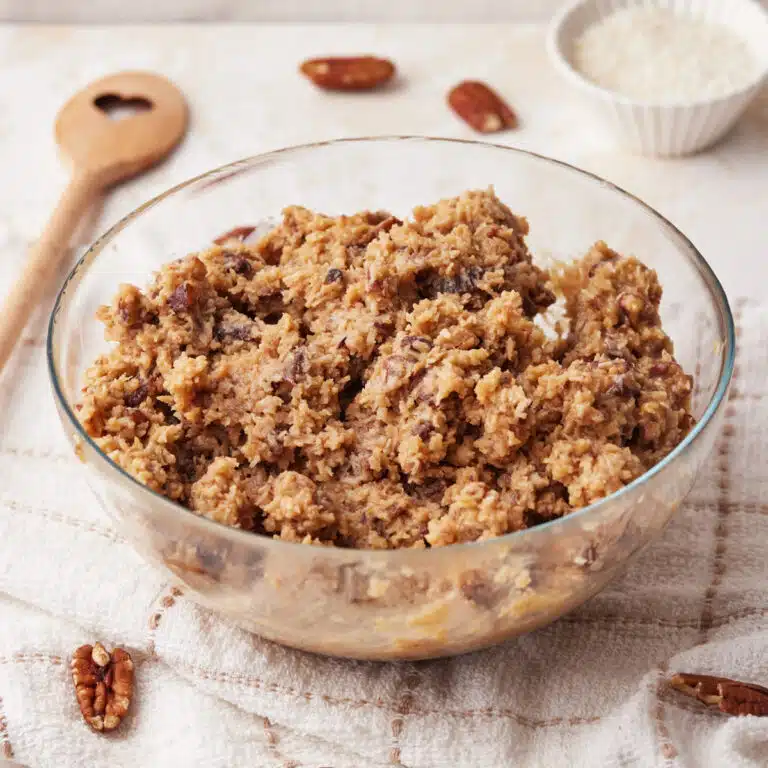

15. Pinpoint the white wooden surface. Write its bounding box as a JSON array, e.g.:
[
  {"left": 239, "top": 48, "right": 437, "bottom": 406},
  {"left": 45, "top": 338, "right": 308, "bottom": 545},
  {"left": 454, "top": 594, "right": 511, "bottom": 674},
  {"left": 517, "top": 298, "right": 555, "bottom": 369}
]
[
  {"left": 0, "top": 0, "right": 565, "bottom": 22},
  {"left": 0, "top": 23, "right": 765, "bottom": 304}
]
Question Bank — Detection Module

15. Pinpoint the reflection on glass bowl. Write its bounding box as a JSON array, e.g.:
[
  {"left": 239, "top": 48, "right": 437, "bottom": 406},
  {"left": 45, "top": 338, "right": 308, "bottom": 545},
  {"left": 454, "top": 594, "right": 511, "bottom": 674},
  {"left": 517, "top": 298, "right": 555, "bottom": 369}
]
[{"left": 48, "top": 137, "right": 733, "bottom": 660}]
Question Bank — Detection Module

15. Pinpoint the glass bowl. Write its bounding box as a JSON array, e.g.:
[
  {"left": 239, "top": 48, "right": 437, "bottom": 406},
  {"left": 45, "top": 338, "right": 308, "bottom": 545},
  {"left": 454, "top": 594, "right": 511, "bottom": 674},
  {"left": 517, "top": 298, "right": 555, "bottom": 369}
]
[{"left": 47, "top": 137, "right": 734, "bottom": 660}]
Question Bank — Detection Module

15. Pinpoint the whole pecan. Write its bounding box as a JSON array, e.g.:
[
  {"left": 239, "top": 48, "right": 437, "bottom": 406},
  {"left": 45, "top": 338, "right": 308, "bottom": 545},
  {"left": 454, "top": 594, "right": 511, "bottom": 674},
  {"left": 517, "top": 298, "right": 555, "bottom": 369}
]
[
  {"left": 300, "top": 56, "right": 395, "bottom": 91},
  {"left": 71, "top": 643, "right": 135, "bottom": 731},
  {"left": 669, "top": 673, "right": 768, "bottom": 717},
  {"left": 448, "top": 81, "right": 517, "bottom": 133}
]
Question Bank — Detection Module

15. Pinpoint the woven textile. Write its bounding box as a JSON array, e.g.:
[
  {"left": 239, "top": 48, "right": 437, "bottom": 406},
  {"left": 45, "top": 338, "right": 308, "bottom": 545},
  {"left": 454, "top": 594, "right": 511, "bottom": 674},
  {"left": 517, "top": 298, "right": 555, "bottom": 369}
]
[{"left": 0, "top": 299, "right": 766, "bottom": 767}]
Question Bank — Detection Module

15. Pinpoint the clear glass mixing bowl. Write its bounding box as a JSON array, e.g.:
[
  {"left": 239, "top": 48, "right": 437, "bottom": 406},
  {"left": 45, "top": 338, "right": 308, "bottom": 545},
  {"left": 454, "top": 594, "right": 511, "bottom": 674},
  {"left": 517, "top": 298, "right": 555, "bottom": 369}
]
[{"left": 47, "top": 137, "right": 734, "bottom": 660}]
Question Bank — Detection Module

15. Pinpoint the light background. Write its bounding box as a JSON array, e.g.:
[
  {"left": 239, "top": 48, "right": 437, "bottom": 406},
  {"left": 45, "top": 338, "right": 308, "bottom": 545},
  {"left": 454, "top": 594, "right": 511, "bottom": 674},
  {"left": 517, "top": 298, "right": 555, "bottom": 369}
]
[{"left": 0, "top": 0, "right": 567, "bottom": 22}]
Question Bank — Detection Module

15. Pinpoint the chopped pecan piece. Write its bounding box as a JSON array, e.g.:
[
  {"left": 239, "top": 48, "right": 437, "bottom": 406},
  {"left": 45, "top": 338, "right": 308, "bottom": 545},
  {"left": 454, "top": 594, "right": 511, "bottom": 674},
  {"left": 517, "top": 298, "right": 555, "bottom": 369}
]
[
  {"left": 356, "top": 215, "right": 403, "bottom": 249},
  {"left": 116, "top": 286, "right": 146, "bottom": 327},
  {"left": 285, "top": 347, "right": 308, "bottom": 384},
  {"left": 363, "top": 211, "right": 392, "bottom": 225},
  {"left": 129, "top": 409, "right": 148, "bottom": 426},
  {"left": 214, "top": 324, "right": 255, "bottom": 342},
  {"left": 124, "top": 382, "right": 149, "bottom": 408},
  {"left": 401, "top": 335, "right": 431, "bottom": 352},
  {"left": 412, "top": 421, "right": 434, "bottom": 440},
  {"left": 213, "top": 312, "right": 258, "bottom": 342},
  {"left": 605, "top": 373, "right": 640, "bottom": 398},
  {"left": 167, "top": 284, "right": 195, "bottom": 314},
  {"left": 71, "top": 643, "right": 134, "bottom": 731},
  {"left": 617, "top": 291, "right": 645, "bottom": 325},
  {"left": 669, "top": 673, "right": 768, "bottom": 716},
  {"left": 428, "top": 265, "right": 484, "bottom": 296},
  {"left": 213, "top": 226, "right": 256, "bottom": 245},
  {"left": 223, "top": 252, "right": 254, "bottom": 277},
  {"left": 459, "top": 570, "right": 500, "bottom": 608},
  {"left": 373, "top": 215, "right": 401, "bottom": 234}
]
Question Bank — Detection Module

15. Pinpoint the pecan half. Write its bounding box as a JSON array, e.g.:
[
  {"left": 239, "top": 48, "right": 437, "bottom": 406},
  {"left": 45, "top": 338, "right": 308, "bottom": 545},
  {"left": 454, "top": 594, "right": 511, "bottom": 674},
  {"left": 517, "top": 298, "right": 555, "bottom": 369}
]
[
  {"left": 71, "top": 643, "right": 134, "bottom": 731},
  {"left": 669, "top": 673, "right": 768, "bottom": 716},
  {"left": 448, "top": 81, "right": 517, "bottom": 133},
  {"left": 300, "top": 56, "right": 395, "bottom": 91}
]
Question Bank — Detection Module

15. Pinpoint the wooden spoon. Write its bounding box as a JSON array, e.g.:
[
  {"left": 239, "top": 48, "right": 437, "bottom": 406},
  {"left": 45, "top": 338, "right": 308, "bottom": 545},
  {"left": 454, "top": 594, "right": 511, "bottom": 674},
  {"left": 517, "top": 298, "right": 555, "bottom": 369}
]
[{"left": 0, "top": 71, "right": 188, "bottom": 373}]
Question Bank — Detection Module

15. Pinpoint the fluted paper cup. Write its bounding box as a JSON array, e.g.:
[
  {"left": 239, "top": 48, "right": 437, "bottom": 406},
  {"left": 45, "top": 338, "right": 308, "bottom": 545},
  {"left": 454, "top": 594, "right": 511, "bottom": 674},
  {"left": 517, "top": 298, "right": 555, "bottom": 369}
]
[{"left": 547, "top": 0, "right": 768, "bottom": 156}]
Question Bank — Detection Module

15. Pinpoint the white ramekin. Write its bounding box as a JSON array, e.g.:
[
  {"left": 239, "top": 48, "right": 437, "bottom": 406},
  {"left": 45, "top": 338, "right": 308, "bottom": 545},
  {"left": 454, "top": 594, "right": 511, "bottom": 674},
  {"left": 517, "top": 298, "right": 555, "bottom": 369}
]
[{"left": 547, "top": 0, "right": 768, "bottom": 157}]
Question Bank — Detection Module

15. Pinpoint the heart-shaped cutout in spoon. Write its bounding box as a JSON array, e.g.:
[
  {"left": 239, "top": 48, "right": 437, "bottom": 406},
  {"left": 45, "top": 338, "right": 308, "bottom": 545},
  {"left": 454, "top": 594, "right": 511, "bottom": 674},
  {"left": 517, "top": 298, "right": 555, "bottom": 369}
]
[{"left": 93, "top": 93, "right": 153, "bottom": 119}]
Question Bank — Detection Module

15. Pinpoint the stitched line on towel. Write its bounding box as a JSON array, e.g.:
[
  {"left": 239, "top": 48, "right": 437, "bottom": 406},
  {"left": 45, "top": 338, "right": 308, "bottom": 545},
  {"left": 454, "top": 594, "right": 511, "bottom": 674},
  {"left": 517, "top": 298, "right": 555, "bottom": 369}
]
[
  {"left": 690, "top": 498, "right": 768, "bottom": 516},
  {"left": 262, "top": 717, "right": 300, "bottom": 768},
  {"left": 727, "top": 389, "right": 764, "bottom": 401},
  {"left": 692, "top": 313, "right": 704, "bottom": 403},
  {"left": 697, "top": 304, "right": 742, "bottom": 643},
  {"left": 147, "top": 584, "right": 184, "bottom": 656},
  {"left": 170, "top": 658, "right": 602, "bottom": 727},
  {"left": 560, "top": 605, "right": 768, "bottom": 631},
  {"left": 389, "top": 665, "right": 421, "bottom": 766},
  {"left": 0, "top": 498, "right": 125, "bottom": 543},
  {"left": 0, "top": 654, "right": 63, "bottom": 666},
  {"left": 651, "top": 661, "right": 678, "bottom": 764},
  {"left": 0, "top": 693, "right": 14, "bottom": 759},
  {"left": 0, "top": 447, "right": 71, "bottom": 463}
]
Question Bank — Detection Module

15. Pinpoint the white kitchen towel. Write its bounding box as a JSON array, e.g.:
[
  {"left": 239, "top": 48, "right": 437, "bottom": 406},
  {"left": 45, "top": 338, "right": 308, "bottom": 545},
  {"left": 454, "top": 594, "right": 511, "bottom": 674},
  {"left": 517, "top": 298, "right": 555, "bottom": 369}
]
[{"left": 0, "top": 297, "right": 767, "bottom": 768}]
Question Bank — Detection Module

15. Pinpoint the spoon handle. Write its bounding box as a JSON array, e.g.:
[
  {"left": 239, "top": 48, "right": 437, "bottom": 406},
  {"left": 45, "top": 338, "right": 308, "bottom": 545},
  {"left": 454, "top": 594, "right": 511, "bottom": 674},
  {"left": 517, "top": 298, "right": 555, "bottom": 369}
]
[{"left": 0, "top": 173, "right": 99, "bottom": 373}]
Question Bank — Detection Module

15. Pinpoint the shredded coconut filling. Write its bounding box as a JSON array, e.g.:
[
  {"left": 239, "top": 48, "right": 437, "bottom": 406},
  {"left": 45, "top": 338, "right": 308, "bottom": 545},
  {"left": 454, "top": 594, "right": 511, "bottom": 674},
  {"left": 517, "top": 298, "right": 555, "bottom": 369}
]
[{"left": 79, "top": 189, "right": 694, "bottom": 549}]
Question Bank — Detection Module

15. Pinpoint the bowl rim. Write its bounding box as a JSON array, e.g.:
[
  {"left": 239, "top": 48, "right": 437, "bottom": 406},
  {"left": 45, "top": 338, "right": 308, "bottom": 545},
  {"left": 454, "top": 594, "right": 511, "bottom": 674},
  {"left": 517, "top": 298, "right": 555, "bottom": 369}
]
[
  {"left": 547, "top": 0, "right": 768, "bottom": 109},
  {"left": 47, "top": 135, "right": 736, "bottom": 559}
]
